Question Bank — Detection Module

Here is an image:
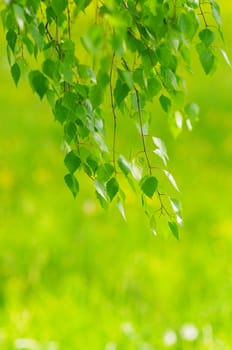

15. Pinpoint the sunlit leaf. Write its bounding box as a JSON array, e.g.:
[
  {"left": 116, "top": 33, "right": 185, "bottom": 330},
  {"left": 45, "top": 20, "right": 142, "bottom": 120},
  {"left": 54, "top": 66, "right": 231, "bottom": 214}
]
[
  {"left": 220, "top": 49, "right": 232, "bottom": 68},
  {"left": 168, "top": 221, "right": 179, "bottom": 240},
  {"left": 117, "top": 198, "right": 126, "bottom": 221},
  {"left": 164, "top": 170, "right": 179, "bottom": 192},
  {"left": 94, "top": 179, "right": 107, "bottom": 201},
  {"left": 118, "top": 155, "right": 131, "bottom": 176},
  {"left": 152, "top": 137, "right": 169, "bottom": 166}
]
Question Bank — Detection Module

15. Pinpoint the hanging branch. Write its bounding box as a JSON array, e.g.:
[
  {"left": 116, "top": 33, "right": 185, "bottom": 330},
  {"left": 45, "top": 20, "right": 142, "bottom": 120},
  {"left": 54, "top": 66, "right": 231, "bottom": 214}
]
[{"left": 109, "top": 51, "right": 117, "bottom": 173}]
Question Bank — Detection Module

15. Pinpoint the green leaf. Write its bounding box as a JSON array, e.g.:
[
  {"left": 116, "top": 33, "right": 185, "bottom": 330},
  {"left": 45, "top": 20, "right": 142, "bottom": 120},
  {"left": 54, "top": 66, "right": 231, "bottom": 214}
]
[
  {"left": 118, "top": 155, "right": 131, "bottom": 176},
  {"left": 42, "top": 59, "right": 59, "bottom": 80},
  {"left": 6, "top": 30, "right": 17, "bottom": 52},
  {"left": 196, "top": 44, "right": 214, "bottom": 74},
  {"left": 29, "top": 70, "right": 49, "bottom": 99},
  {"left": 178, "top": 11, "right": 199, "bottom": 39},
  {"left": 64, "top": 173, "right": 79, "bottom": 198},
  {"left": 114, "top": 79, "right": 130, "bottom": 107},
  {"left": 196, "top": 43, "right": 216, "bottom": 75},
  {"left": 140, "top": 176, "right": 158, "bottom": 199},
  {"left": 64, "top": 151, "right": 81, "bottom": 174},
  {"left": 147, "top": 77, "right": 162, "bottom": 99},
  {"left": 64, "top": 122, "right": 77, "bottom": 143},
  {"left": 133, "top": 68, "right": 145, "bottom": 90},
  {"left": 86, "top": 155, "right": 98, "bottom": 174},
  {"left": 160, "top": 66, "right": 178, "bottom": 91},
  {"left": 73, "top": 0, "right": 91, "bottom": 12},
  {"left": 199, "top": 28, "right": 215, "bottom": 47},
  {"left": 96, "top": 163, "right": 114, "bottom": 182},
  {"left": 159, "top": 95, "right": 171, "bottom": 113},
  {"left": 168, "top": 221, "right": 179, "bottom": 240},
  {"left": 106, "top": 177, "right": 119, "bottom": 201},
  {"left": 23, "top": 36, "right": 34, "bottom": 55},
  {"left": 11, "top": 62, "right": 20, "bottom": 86},
  {"left": 53, "top": 99, "right": 68, "bottom": 124},
  {"left": 51, "top": 0, "right": 68, "bottom": 15}
]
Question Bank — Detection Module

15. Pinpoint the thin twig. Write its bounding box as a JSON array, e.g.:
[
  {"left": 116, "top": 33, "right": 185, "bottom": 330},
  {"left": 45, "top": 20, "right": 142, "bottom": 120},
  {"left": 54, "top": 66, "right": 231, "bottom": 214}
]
[
  {"left": 67, "top": 0, "right": 71, "bottom": 40},
  {"left": 109, "top": 51, "right": 117, "bottom": 173}
]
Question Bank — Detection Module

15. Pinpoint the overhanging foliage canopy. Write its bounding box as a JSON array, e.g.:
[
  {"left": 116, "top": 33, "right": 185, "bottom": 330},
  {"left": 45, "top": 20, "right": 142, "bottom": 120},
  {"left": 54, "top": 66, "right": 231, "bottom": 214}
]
[{"left": 1, "top": 0, "right": 229, "bottom": 237}]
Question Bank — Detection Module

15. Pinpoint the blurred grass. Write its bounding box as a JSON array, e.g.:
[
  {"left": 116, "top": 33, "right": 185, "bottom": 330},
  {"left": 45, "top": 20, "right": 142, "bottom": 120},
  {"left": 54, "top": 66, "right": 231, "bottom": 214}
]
[{"left": 0, "top": 2, "right": 232, "bottom": 349}]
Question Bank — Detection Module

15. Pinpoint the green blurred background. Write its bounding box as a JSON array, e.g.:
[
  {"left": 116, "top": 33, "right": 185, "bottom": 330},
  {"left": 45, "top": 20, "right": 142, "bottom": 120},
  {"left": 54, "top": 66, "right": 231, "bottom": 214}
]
[{"left": 0, "top": 2, "right": 232, "bottom": 349}]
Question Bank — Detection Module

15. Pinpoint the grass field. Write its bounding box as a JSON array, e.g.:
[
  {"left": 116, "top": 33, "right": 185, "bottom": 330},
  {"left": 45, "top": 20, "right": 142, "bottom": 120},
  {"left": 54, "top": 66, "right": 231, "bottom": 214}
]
[{"left": 0, "top": 2, "right": 232, "bottom": 349}]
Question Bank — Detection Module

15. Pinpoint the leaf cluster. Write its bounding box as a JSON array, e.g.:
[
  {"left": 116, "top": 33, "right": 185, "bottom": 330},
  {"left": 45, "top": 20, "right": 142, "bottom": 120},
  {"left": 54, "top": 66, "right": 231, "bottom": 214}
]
[{"left": 1, "top": 0, "right": 229, "bottom": 238}]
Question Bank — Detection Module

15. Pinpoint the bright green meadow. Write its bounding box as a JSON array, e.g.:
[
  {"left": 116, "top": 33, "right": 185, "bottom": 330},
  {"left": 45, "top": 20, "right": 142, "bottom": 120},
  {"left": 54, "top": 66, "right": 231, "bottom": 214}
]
[{"left": 0, "top": 2, "right": 232, "bottom": 349}]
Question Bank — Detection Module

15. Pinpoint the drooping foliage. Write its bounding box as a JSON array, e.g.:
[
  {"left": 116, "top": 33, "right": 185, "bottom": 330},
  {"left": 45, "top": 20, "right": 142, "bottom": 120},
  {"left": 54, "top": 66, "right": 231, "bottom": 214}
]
[{"left": 1, "top": 0, "right": 229, "bottom": 237}]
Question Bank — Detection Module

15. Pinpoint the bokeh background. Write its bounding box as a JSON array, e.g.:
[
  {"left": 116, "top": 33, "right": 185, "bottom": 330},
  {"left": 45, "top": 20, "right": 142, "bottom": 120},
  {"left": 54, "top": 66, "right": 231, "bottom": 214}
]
[{"left": 0, "top": 1, "right": 232, "bottom": 349}]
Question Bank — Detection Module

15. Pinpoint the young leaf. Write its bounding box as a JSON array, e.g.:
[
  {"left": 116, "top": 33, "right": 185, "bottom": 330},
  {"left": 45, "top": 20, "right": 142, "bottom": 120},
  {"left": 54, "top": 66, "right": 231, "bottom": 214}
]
[
  {"left": 196, "top": 43, "right": 216, "bottom": 75},
  {"left": 64, "top": 173, "right": 79, "bottom": 198},
  {"left": 211, "top": 0, "right": 222, "bottom": 25},
  {"left": 114, "top": 79, "right": 130, "bottom": 107},
  {"left": 29, "top": 70, "right": 49, "bottom": 99},
  {"left": 94, "top": 179, "right": 107, "bottom": 201},
  {"left": 140, "top": 176, "right": 158, "bottom": 199},
  {"left": 117, "top": 198, "right": 126, "bottom": 221},
  {"left": 168, "top": 221, "right": 179, "bottom": 240},
  {"left": 11, "top": 62, "right": 20, "bottom": 86},
  {"left": 186, "top": 0, "right": 199, "bottom": 9},
  {"left": 118, "top": 155, "right": 131, "bottom": 176},
  {"left": 159, "top": 95, "right": 171, "bottom": 113},
  {"left": 184, "top": 102, "right": 199, "bottom": 119},
  {"left": 146, "top": 77, "right": 162, "bottom": 99},
  {"left": 106, "top": 177, "right": 119, "bottom": 201},
  {"left": 170, "top": 198, "right": 183, "bottom": 225},
  {"left": 42, "top": 59, "right": 59, "bottom": 80},
  {"left": 51, "top": 0, "right": 68, "bottom": 15},
  {"left": 220, "top": 49, "right": 232, "bottom": 68},
  {"left": 96, "top": 163, "right": 114, "bottom": 182},
  {"left": 86, "top": 155, "right": 98, "bottom": 174},
  {"left": 152, "top": 137, "right": 169, "bottom": 166},
  {"left": 164, "top": 170, "right": 179, "bottom": 192},
  {"left": 199, "top": 28, "right": 215, "bottom": 47},
  {"left": 64, "top": 151, "right": 81, "bottom": 174},
  {"left": 6, "top": 30, "right": 17, "bottom": 52}
]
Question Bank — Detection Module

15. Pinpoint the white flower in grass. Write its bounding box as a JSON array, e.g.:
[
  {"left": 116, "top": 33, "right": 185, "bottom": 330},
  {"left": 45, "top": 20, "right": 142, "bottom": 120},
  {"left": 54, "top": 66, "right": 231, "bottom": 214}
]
[
  {"left": 163, "top": 329, "right": 177, "bottom": 346},
  {"left": 105, "top": 342, "right": 117, "bottom": 350},
  {"left": 180, "top": 323, "right": 199, "bottom": 341},
  {"left": 14, "top": 338, "right": 39, "bottom": 349},
  {"left": 121, "top": 322, "right": 134, "bottom": 335}
]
